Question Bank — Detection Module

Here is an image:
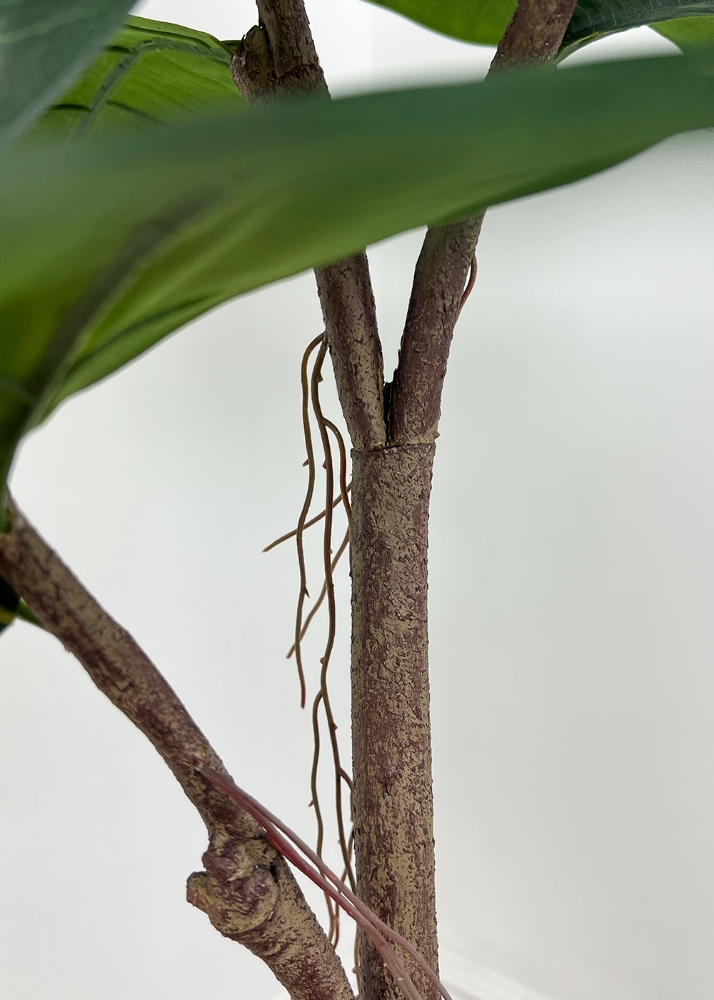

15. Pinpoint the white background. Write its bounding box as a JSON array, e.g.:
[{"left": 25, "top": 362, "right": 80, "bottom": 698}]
[{"left": 1, "top": 3, "right": 713, "bottom": 999}]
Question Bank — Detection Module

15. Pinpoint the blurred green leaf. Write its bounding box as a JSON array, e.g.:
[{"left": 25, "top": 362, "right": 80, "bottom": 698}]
[
  {"left": 362, "top": 0, "right": 714, "bottom": 57},
  {"left": 0, "top": 0, "right": 136, "bottom": 150},
  {"left": 29, "top": 15, "right": 244, "bottom": 142},
  {"left": 560, "top": 0, "right": 714, "bottom": 58},
  {"left": 362, "top": 0, "right": 515, "bottom": 45},
  {"left": 1, "top": 52, "right": 714, "bottom": 512},
  {"left": 653, "top": 14, "right": 714, "bottom": 48},
  {"left": 0, "top": 575, "right": 19, "bottom": 632},
  {"left": 0, "top": 576, "right": 42, "bottom": 634}
]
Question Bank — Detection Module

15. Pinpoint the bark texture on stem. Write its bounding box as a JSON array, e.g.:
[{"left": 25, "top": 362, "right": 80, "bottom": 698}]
[
  {"left": 0, "top": 500, "right": 354, "bottom": 1000},
  {"left": 389, "top": 0, "right": 579, "bottom": 448},
  {"left": 231, "top": 2, "right": 386, "bottom": 450},
  {"left": 256, "top": 0, "right": 324, "bottom": 92},
  {"left": 350, "top": 445, "right": 437, "bottom": 1000},
  {"left": 491, "top": 0, "right": 579, "bottom": 70},
  {"left": 388, "top": 217, "right": 483, "bottom": 445}
]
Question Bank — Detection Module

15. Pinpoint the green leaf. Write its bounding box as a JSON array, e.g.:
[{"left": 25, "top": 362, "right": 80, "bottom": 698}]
[
  {"left": 653, "top": 14, "right": 714, "bottom": 49},
  {"left": 29, "top": 15, "right": 244, "bottom": 142},
  {"left": 360, "top": 0, "right": 714, "bottom": 57},
  {"left": 560, "top": 0, "right": 714, "bottom": 58},
  {"left": 0, "top": 0, "right": 136, "bottom": 150},
  {"left": 360, "top": 0, "right": 516, "bottom": 46},
  {"left": 1, "top": 52, "right": 714, "bottom": 515},
  {"left": 0, "top": 576, "right": 41, "bottom": 633},
  {"left": 0, "top": 575, "right": 19, "bottom": 632}
]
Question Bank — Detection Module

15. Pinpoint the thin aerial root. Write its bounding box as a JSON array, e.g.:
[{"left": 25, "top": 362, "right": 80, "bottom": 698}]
[
  {"left": 310, "top": 688, "right": 337, "bottom": 944},
  {"left": 292, "top": 333, "right": 324, "bottom": 708},
  {"left": 263, "top": 485, "right": 351, "bottom": 553},
  {"left": 323, "top": 417, "right": 351, "bottom": 522},
  {"left": 311, "top": 341, "right": 357, "bottom": 894},
  {"left": 457, "top": 253, "right": 478, "bottom": 318},
  {"left": 286, "top": 525, "right": 350, "bottom": 659},
  {"left": 276, "top": 330, "right": 358, "bottom": 952}
]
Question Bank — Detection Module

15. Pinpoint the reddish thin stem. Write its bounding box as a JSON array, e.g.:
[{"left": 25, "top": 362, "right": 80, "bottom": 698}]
[{"left": 196, "top": 765, "right": 454, "bottom": 1000}]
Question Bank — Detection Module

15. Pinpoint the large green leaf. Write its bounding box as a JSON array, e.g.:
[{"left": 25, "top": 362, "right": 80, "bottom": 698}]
[
  {"left": 29, "top": 15, "right": 244, "bottom": 141},
  {"left": 653, "top": 14, "right": 714, "bottom": 48},
  {"left": 560, "top": 0, "right": 714, "bottom": 57},
  {"left": 0, "top": 0, "right": 136, "bottom": 150},
  {"left": 363, "top": 0, "right": 714, "bottom": 56},
  {"left": 1, "top": 52, "right": 714, "bottom": 518},
  {"left": 361, "top": 0, "right": 516, "bottom": 46}
]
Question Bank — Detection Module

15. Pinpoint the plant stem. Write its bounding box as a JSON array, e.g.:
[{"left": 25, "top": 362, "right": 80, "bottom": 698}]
[
  {"left": 232, "top": 5, "right": 581, "bottom": 1000},
  {"left": 350, "top": 444, "right": 437, "bottom": 1000},
  {"left": 372, "top": 3, "right": 580, "bottom": 997},
  {"left": 389, "top": 0, "right": 579, "bottom": 448},
  {"left": 0, "top": 497, "right": 354, "bottom": 1000},
  {"left": 231, "top": 0, "right": 386, "bottom": 451}
]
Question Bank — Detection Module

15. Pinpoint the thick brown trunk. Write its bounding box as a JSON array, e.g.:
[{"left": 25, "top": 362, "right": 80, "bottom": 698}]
[{"left": 350, "top": 444, "right": 438, "bottom": 1000}]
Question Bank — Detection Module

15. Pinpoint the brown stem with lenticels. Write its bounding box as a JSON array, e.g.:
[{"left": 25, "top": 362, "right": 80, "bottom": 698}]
[
  {"left": 232, "top": 0, "right": 385, "bottom": 452},
  {"left": 388, "top": 0, "right": 579, "bottom": 448},
  {"left": 0, "top": 497, "right": 355, "bottom": 1000},
  {"left": 231, "top": 2, "right": 581, "bottom": 999}
]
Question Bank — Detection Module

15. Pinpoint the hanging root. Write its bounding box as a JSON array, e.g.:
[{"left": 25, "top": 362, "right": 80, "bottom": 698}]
[
  {"left": 311, "top": 689, "right": 336, "bottom": 942},
  {"left": 286, "top": 526, "right": 349, "bottom": 659},
  {"left": 456, "top": 253, "right": 478, "bottom": 319},
  {"left": 291, "top": 334, "right": 323, "bottom": 709},
  {"left": 308, "top": 337, "right": 356, "bottom": 946},
  {"left": 263, "top": 332, "right": 355, "bottom": 949},
  {"left": 263, "top": 489, "right": 351, "bottom": 553}
]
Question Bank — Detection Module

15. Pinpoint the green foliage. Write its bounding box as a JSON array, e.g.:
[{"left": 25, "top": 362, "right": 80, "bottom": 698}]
[
  {"left": 653, "top": 14, "right": 714, "bottom": 47},
  {"left": 0, "top": 14, "right": 246, "bottom": 524},
  {"left": 1, "top": 51, "right": 714, "bottom": 515},
  {"left": 2, "top": 3, "right": 714, "bottom": 526},
  {"left": 363, "top": 0, "right": 714, "bottom": 57},
  {"left": 0, "top": 0, "right": 135, "bottom": 150},
  {"left": 361, "top": 0, "right": 516, "bottom": 46},
  {"left": 561, "top": 0, "right": 714, "bottom": 57},
  {"left": 0, "top": 576, "right": 19, "bottom": 633},
  {"left": 28, "top": 15, "right": 244, "bottom": 141}
]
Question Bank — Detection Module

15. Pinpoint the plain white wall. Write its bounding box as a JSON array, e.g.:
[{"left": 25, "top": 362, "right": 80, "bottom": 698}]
[{"left": 1, "top": 3, "right": 712, "bottom": 999}]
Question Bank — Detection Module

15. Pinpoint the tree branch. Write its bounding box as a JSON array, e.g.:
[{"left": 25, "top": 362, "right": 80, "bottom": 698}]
[
  {"left": 232, "top": 0, "right": 386, "bottom": 451},
  {"left": 387, "top": 0, "right": 579, "bottom": 446},
  {"left": 0, "top": 498, "right": 354, "bottom": 1000},
  {"left": 491, "top": 0, "right": 580, "bottom": 71}
]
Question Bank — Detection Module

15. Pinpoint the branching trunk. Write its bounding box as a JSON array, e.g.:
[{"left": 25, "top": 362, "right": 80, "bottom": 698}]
[
  {"left": 1, "top": 4, "right": 586, "bottom": 1000},
  {"left": 233, "top": 4, "right": 581, "bottom": 1000}
]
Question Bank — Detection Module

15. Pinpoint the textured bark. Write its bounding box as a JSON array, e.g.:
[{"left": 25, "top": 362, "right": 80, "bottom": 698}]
[
  {"left": 231, "top": 4, "right": 386, "bottom": 451},
  {"left": 0, "top": 500, "right": 354, "bottom": 1000},
  {"left": 388, "top": 217, "right": 483, "bottom": 445},
  {"left": 314, "top": 257, "right": 385, "bottom": 450},
  {"left": 350, "top": 445, "right": 437, "bottom": 1000},
  {"left": 256, "top": 0, "right": 325, "bottom": 92},
  {"left": 389, "top": 0, "right": 579, "bottom": 448},
  {"left": 231, "top": 4, "right": 583, "bottom": 1000},
  {"left": 491, "top": 0, "right": 579, "bottom": 70}
]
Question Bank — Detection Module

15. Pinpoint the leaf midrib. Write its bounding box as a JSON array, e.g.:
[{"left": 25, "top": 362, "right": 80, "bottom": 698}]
[{"left": 60, "top": 36, "right": 232, "bottom": 134}]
